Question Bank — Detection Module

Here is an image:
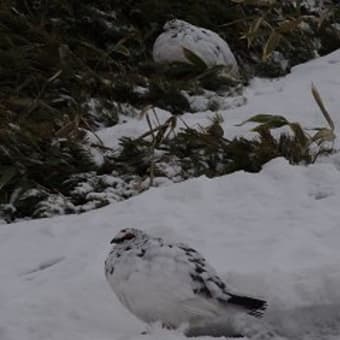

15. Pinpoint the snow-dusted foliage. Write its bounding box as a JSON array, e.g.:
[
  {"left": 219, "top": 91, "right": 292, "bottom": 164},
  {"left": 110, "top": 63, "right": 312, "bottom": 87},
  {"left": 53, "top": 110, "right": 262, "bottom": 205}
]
[
  {"left": 31, "top": 173, "right": 147, "bottom": 218},
  {"left": 2, "top": 0, "right": 340, "bottom": 222}
]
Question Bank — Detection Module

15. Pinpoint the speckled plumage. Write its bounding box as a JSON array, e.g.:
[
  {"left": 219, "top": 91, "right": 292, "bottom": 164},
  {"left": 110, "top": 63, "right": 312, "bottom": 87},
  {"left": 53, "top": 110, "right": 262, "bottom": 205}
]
[{"left": 105, "top": 228, "right": 267, "bottom": 333}]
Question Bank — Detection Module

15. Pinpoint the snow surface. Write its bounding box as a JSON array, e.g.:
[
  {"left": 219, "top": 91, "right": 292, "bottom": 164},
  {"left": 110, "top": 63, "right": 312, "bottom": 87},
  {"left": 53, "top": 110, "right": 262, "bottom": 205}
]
[{"left": 1, "top": 50, "right": 340, "bottom": 340}]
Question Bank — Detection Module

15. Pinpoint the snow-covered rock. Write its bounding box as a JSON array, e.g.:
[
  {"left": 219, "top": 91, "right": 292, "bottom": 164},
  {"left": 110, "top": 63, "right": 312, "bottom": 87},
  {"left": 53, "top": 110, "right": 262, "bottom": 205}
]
[{"left": 152, "top": 19, "right": 239, "bottom": 76}]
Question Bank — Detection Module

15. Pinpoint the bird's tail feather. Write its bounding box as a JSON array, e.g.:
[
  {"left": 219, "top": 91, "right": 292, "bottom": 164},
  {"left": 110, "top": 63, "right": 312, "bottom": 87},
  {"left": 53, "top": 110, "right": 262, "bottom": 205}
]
[{"left": 227, "top": 294, "right": 267, "bottom": 318}]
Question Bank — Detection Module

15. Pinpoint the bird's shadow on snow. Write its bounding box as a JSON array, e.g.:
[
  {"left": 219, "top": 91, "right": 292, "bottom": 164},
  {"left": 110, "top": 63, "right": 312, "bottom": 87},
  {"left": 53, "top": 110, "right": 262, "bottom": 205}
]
[
  {"left": 114, "top": 304, "right": 340, "bottom": 340},
  {"left": 266, "top": 304, "right": 340, "bottom": 340}
]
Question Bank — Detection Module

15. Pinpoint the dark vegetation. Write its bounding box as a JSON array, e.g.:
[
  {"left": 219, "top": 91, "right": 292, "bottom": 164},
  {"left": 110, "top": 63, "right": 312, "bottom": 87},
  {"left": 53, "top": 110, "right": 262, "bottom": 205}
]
[{"left": 0, "top": 0, "right": 339, "bottom": 221}]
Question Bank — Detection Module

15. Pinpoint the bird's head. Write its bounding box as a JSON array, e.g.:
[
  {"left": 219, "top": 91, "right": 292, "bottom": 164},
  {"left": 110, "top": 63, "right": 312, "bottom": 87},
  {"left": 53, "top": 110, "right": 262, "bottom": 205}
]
[{"left": 110, "top": 228, "right": 146, "bottom": 245}]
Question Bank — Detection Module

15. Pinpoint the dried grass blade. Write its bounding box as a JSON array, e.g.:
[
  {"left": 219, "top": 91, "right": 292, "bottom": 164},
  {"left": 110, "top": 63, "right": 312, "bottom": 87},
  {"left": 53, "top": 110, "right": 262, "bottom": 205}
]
[{"left": 311, "top": 83, "right": 335, "bottom": 131}]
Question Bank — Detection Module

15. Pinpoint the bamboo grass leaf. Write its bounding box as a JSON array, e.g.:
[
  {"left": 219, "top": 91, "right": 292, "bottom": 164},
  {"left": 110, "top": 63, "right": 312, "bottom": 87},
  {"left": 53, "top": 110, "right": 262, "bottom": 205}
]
[
  {"left": 0, "top": 167, "right": 17, "bottom": 191},
  {"left": 236, "top": 114, "right": 288, "bottom": 127},
  {"left": 262, "top": 31, "right": 282, "bottom": 61},
  {"left": 182, "top": 47, "right": 208, "bottom": 70}
]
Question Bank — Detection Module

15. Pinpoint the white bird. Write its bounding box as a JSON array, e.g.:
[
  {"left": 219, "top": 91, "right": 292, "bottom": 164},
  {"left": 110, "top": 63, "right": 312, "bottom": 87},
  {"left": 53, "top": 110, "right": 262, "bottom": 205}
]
[
  {"left": 152, "top": 19, "right": 239, "bottom": 77},
  {"left": 105, "top": 228, "right": 267, "bottom": 337}
]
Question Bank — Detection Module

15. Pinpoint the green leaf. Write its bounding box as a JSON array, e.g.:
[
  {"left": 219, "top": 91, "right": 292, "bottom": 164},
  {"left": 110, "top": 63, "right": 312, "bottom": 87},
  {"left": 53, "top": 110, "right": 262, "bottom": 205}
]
[
  {"left": 182, "top": 47, "right": 208, "bottom": 70},
  {"left": 0, "top": 167, "right": 17, "bottom": 191},
  {"left": 236, "top": 114, "right": 288, "bottom": 127},
  {"left": 288, "top": 122, "right": 309, "bottom": 146},
  {"left": 278, "top": 19, "right": 301, "bottom": 33},
  {"left": 241, "top": 16, "right": 265, "bottom": 47},
  {"left": 113, "top": 44, "right": 130, "bottom": 57},
  {"left": 311, "top": 128, "right": 336, "bottom": 144},
  {"left": 262, "top": 31, "right": 282, "bottom": 61}
]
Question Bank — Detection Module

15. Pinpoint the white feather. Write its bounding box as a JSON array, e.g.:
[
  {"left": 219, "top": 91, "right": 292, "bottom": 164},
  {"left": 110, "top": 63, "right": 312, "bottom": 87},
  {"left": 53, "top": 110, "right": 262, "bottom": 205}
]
[{"left": 105, "top": 228, "right": 268, "bottom": 337}]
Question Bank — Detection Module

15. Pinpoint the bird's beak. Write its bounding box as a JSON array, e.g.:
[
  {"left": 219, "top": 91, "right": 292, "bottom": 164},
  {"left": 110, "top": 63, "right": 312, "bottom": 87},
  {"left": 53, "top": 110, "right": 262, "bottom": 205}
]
[{"left": 110, "top": 237, "right": 118, "bottom": 244}]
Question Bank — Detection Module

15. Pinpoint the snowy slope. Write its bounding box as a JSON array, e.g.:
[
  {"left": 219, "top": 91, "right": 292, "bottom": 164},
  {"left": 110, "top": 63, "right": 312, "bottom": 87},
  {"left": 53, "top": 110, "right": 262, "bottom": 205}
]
[
  {"left": 1, "top": 51, "right": 340, "bottom": 340},
  {"left": 99, "top": 49, "right": 340, "bottom": 150}
]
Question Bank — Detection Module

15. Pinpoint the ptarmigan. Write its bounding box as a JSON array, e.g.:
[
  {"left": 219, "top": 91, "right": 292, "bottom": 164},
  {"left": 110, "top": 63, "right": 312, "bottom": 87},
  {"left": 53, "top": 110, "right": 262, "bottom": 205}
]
[
  {"left": 105, "top": 228, "right": 268, "bottom": 337},
  {"left": 152, "top": 19, "right": 239, "bottom": 77}
]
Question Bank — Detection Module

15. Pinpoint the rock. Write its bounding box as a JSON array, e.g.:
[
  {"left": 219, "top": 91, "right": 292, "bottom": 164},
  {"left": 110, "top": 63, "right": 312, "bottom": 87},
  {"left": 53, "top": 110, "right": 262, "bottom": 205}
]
[{"left": 152, "top": 19, "right": 239, "bottom": 77}]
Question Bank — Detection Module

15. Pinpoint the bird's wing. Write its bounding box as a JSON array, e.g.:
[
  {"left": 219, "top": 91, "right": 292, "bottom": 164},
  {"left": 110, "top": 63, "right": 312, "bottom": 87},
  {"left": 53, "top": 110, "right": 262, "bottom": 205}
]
[
  {"left": 173, "top": 242, "right": 232, "bottom": 298},
  {"left": 142, "top": 238, "right": 267, "bottom": 318},
  {"left": 111, "top": 242, "right": 222, "bottom": 324},
  {"left": 172, "top": 242, "right": 267, "bottom": 318}
]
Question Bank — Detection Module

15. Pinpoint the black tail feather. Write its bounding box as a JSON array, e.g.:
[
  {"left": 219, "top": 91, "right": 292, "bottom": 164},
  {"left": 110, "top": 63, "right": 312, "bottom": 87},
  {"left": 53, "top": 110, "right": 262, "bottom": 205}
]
[{"left": 228, "top": 294, "right": 267, "bottom": 318}]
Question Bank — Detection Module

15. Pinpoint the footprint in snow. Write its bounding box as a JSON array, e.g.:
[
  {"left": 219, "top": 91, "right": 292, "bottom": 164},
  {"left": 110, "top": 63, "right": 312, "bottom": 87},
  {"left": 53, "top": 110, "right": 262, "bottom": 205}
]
[{"left": 21, "top": 256, "right": 65, "bottom": 276}]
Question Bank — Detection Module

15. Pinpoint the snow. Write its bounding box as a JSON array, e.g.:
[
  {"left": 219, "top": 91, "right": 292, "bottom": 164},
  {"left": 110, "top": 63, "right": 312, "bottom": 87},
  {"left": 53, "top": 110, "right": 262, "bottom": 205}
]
[
  {"left": 1, "top": 50, "right": 340, "bottom": 340},
  {"left": 152, "top": 19, "right": 239, "bottom": 76}
]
